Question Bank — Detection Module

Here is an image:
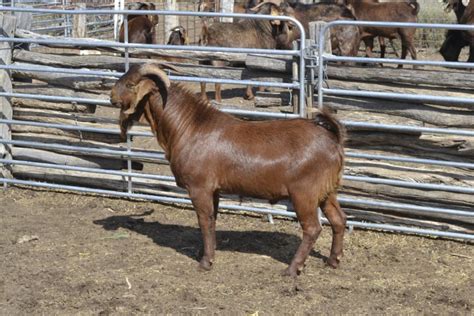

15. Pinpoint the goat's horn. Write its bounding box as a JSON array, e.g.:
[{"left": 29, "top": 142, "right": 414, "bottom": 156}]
[
  {"left": 138, "top": 63, "right": 172, "bottom": 88},
  {"left": 250, "top": 0, "right": 283, "bottom": 12}
]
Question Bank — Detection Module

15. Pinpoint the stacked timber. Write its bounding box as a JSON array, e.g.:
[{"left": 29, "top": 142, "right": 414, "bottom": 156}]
[{"left": 6, "top": 28, "right": 474, "bottom": 237}]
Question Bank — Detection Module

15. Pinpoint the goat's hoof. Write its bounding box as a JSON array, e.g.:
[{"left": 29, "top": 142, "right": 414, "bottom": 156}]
[
  {"left": 281, "top": 267, "right": 300, "bottom": 278},
  {"left": 198, "top": 258, "right": 213, "bottom": 271},
  {"left": 326, "top": 256, "right": 340, "bottom": 269},
  {"left": 244, "top": 94, "right": 255, "bottom": 101}
]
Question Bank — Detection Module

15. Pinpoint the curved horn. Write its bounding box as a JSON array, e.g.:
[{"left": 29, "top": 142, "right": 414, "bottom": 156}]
[
  {"left": 137, "top": 63, "right": 172, "bottom": 89},
  {"left": 250, "top": 0, "right": 283, "bottom": 11}
]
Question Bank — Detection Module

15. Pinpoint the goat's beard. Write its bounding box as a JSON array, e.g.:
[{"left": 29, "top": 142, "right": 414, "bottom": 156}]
[{"left": 119, "top": 113, "right": 133, "bottom": 142}]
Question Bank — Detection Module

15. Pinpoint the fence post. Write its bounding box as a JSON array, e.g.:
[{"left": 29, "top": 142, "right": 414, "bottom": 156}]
[
  {"left": 291, "top": 40, "right": 299, "bottom": 115},
  {"left": 0, "top": 13, "right": 16, "bottom": 181},
  {"left": 309, "top": 21, "right": 331, "bottom": 110},
  {"left": 220, "top": 0, "right": 234, "bottom": 23},
  {"left": 72, "top": 3, "right": 87, "bottom": 38},
  {"left": 165, "top": 0, "right": 179, "bottom": 42},
  {"left": 113, "top": 0, "right": 124, "bottom": 41}
]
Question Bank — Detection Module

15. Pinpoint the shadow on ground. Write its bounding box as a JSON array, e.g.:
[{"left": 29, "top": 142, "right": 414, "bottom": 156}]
[{"left": 93, "top": 211, "right": 326, "bottom": 266}]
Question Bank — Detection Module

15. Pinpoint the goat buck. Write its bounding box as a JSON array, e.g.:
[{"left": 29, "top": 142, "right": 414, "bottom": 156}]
[{"left": 111, "top": 63, "right": 347, "bottom": 277}]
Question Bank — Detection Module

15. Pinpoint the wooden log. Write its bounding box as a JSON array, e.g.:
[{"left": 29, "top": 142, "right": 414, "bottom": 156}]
[
  {"left": 344, "top": 208, "right": 472, "bottom": 234},
  {"left": 245, "top": 54, "right": 474, "bottom": 93},
  {"left": 72, "top": 4, "right": 87, "bottom": 38},
  {"left": 245, "top": 54, "right": 292, "bottom": 73},
  {"left": 325, "top": 96, "right": 474, "bottom": 128},
  {"left": 15, "top": 29, "right": 249, "bottom": 63},
  {"left": 341, "top": 181, "right": 474, "bottom": 221},
  {"left": 346, "top": 131, "right": 474, "bottom": 161},
  {"left": 12, "top": 51, "right": 288, "bottom": 83},
  {"left": 12, "top": 62, "right": 117, "bottom": 91},
  {"left": 325, "top": 80, "right": 474, "bottom": 111},
  {"left": 13, "top": 107, "right": 119, "bottom": 130},
  {"left": 11, "top": 133, "right": 167, "bottom": 165},
  {"left": 12, "top": 147, "right": 143, "bottom": 171},
  {"left": 0, "top": 13, "right": 16, "bottom": 179},
  {"left": 344, "top": 158, "right": 474, "bottom": 187},
  {"left": 327, "top": 65, "right": 474, "bottom": 92},
  {"left": 12, "top": 97, "right": 95, "bottom": 113},
  {"left": 255, "top": 91, "right": 291, "bottom": 108},
  {"left": 14, "top": 82, "right": 108, "bottom": 102},
  {"left": 11, "top": 124, "right": 122, "bottom": 144}
]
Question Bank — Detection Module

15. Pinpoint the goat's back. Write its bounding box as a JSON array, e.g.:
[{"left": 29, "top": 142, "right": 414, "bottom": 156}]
[{"left": 203, "top": 20, "right": 277, "bottom": 48}]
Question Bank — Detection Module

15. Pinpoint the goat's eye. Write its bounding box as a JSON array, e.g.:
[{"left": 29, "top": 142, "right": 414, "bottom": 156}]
[{"left": 126, "top": 83, "right": 134, "bottom": 89}]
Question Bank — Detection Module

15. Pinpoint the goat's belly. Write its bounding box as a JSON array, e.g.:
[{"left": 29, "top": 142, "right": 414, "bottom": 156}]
[{"left": 219, "top": 179, "right": 290, "bottom": 202}]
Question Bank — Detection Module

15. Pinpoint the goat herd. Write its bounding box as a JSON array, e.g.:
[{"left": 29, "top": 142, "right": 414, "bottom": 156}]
[{"left": 110, "top": 0, "right": 472, "bottom": 276}]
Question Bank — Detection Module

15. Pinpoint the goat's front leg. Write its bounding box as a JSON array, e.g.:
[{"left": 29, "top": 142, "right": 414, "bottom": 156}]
[
  {"left": 244, "top": 85, "right": 255, "bottom": 100},
  {"left": 190, "top": 189, "right": 218, "bottom": 271},
  {"left": 284, "top": 193, "right": 321, "bottom": 277},
  {"left": 320, "top": 192, "right": 346, "bottom": 268},
  {"left": 200, "top": 82, "right": 208, "bottom": 101}
]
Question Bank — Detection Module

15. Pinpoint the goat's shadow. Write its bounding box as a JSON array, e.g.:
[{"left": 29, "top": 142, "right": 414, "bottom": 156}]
[{"left": 93, "top": 211, "right": 326, "bottom": 266}]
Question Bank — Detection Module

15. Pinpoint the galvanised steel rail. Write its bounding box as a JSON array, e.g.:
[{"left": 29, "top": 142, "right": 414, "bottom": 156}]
[{"left": 317, "top": 20, "right": 474, "bottom": 108}]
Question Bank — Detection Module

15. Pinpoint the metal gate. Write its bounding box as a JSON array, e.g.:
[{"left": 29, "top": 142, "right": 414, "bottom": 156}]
[{"left": 0, "top": 6, "right": 473, "bottom": 240}]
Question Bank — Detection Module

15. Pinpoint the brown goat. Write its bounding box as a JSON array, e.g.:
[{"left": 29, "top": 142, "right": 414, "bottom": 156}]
[
  {"left": 348, "top": 0, "right": 400, "bottom": 59},
  {"left": 345, "top": 0, "right": 419, "bottom": 67},
  {"left": 111, "top": 63, "right": 347, "bottom": 277},
  {"left": 199, "top": 2, "right": 286, "bottom": 102},
  {"left": 276, "top": 1, "right": 361, "bottom": 57},
  {"left": 119, "top": 2, "right": 159, "bottom": 44}
]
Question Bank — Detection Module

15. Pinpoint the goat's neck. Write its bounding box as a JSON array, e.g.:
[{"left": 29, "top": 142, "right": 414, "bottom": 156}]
[
  {"left": 149, "top": 84, "right": 220, "bottom": 157},
  {"left": 250, "top": 19, "right": 277, "bottom": 44}
]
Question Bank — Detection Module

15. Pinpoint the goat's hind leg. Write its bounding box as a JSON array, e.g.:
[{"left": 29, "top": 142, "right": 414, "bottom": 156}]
[
  {"left": 284, "top": 192, "right": 322, "bottom": 277},
  {"left": 320, "top": 192, "right": 346, "bottom": 268}
]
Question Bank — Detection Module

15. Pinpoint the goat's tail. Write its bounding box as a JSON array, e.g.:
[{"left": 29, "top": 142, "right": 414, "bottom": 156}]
[
  {"left": 408, "top": 0, "right": 420, "bottom": 15},
  {"left": 313, "top": 108, "right": 346, "bottom": 145}
]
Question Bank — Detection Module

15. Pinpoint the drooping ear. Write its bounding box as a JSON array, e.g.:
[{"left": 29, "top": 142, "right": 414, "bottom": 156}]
[{"left": 123, "top": 79, "right": 156, "bottom": 115}]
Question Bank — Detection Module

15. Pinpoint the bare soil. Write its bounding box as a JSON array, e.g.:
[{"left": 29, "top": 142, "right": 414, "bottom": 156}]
[{"left": 1, "top": 187, "right": 473, "bottom": 315}]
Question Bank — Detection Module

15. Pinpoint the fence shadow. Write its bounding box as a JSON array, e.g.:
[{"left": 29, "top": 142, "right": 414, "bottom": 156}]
[{"left": 93, "top": 212, "right": 326, "bottom": 266}]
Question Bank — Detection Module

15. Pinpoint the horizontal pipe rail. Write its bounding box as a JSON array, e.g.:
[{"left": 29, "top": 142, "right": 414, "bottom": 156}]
[
  {"left": 338, "top": 197, "right": 473, "bottom": 217},
  {"left": 344, "top": 175, "right": 474, "bottom": 194},
  {"left": 324, "top": 55, "right": 474, "bottom": 69},
  {"left": 342, "top": 120, "right": 474, "bottom": 137},
  {"left": 346, "top": 151, "right": 474, "bottom": 170},
  {"left": 0, "top": 36, "right": 300, "bottom": 56},
  {"left": 0, "top": 158, "right": 175, "bottom": 182},
  {"left": 0, "top": 138, "right": 166, "bottom": 160},
  {"left": 324, "top": 88, "right": 474, "bottom": 108}
]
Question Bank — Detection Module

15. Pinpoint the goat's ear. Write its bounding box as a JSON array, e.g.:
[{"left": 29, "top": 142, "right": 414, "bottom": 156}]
[{"left": 124, "top": 79, "right": 156, "bottom": 115}]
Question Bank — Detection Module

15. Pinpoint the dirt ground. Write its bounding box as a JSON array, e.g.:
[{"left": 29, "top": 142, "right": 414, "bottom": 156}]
[{"left": 0, "top": 187, "right": 472, "bottom": 315}]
